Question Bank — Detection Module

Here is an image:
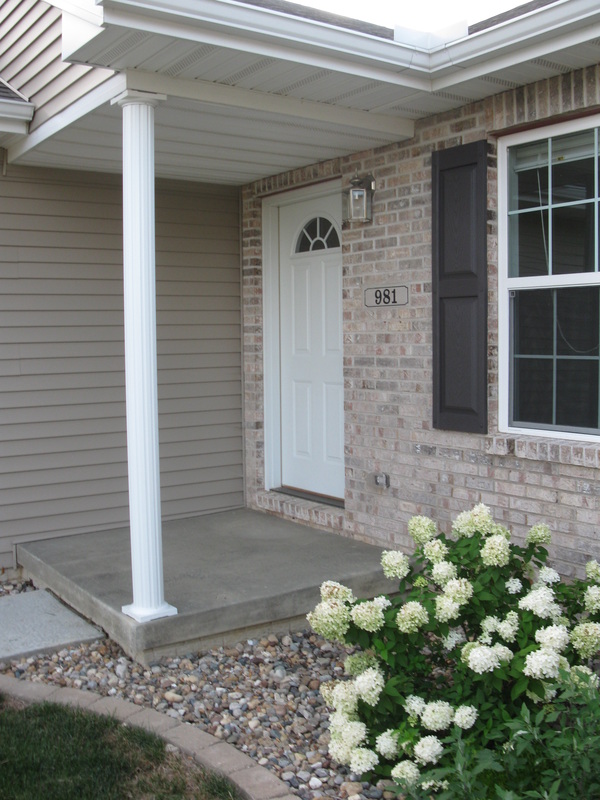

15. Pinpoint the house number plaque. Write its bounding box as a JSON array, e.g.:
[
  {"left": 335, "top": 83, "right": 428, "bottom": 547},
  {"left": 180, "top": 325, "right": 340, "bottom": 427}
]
[{"left": 364, "top": 285, "right": 408, "bottom": 308}]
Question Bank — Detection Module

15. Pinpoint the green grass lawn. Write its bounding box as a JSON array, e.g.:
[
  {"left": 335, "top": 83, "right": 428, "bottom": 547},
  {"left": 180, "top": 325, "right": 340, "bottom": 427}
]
[{"left": 0, "top": 694, "right": 239, "bottom": 800}]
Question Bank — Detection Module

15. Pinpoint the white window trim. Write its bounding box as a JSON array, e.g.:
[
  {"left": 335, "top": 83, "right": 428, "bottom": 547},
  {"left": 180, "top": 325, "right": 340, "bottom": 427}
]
[{"left": 498, "top": 113, "right": 600, "bottom": 442}]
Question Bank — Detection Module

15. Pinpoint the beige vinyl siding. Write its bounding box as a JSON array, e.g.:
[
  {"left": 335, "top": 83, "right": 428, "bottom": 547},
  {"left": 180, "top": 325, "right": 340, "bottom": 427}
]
[
  {"left": 0, "top": 0, "right": 113, "bottom": 130},
  {"left": 0, "top": 165, "right": 242, "bottom": 568}
]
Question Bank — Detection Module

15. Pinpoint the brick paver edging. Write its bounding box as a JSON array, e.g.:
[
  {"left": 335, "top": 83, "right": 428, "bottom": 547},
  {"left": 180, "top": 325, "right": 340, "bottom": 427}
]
[{"left": 0, "top": 673, "right": 296, "bottom": 800}]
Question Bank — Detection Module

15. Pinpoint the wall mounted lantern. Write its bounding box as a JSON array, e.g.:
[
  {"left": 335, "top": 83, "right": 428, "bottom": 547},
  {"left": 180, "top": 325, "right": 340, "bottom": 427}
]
[{"left": 342, "top": 173, "right": 375, "bottom": 223}]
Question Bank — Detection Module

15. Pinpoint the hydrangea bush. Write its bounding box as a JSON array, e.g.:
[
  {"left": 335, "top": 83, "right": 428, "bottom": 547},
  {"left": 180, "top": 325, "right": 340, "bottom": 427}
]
[{"left": 307, "top": 504, "right": 600, "bottom": 798}]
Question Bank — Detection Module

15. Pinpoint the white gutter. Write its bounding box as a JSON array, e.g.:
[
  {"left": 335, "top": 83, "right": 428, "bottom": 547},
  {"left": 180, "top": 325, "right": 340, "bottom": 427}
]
[{"left": 0, "top": 99, "right": 35, "bottom": 136}]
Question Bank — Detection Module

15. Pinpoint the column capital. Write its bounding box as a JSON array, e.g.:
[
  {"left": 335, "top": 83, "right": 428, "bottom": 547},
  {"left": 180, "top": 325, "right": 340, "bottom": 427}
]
[{"left": 111, "top": 90, "right": 167, "bottom": 109}]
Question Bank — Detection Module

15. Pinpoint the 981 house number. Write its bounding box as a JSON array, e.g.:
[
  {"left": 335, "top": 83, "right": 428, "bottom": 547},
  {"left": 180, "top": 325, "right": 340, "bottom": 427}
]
[{"left": 364, "top": 285, "right": 408, "bottom": 308}]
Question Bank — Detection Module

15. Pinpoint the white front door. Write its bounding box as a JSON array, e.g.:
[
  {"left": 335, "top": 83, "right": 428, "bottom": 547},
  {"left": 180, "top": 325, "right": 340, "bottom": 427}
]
[{"left": 279, "top": 194, "right": 344, "bottom": 499}]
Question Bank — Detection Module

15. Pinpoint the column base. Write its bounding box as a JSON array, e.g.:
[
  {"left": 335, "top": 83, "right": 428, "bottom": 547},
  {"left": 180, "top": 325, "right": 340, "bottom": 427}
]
[{"left": 122, "top": 601, "right": 178, "bottom": 623}]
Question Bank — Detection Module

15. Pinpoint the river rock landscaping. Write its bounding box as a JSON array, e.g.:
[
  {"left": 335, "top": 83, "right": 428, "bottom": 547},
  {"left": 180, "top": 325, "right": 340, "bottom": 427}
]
[{"left": 0, "top": 580, "right": 389, "bottom": 800}]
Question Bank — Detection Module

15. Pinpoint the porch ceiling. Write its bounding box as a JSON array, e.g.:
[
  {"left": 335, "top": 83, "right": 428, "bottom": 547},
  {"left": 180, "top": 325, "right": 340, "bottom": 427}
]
[{"left": 9, "top": 0, "right": 600, "bottom": 184}]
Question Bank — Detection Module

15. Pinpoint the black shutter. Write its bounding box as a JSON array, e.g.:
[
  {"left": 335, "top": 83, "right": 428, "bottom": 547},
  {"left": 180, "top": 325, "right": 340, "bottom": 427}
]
[{"left": 432, "top": 140, "right": 488, "bottom": 434}]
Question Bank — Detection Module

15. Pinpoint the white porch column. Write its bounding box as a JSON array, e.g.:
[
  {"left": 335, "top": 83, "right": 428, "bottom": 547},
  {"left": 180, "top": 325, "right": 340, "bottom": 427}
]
[{"left": 112, "top": 90, "right": 177, "bottom": 623}]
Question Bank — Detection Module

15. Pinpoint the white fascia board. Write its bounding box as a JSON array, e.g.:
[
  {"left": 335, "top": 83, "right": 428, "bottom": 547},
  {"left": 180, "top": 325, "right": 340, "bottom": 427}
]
[
  {"left": 46, "top": 0, "right": 104, "bottom": 26},
  {"left": 7, "top": 74, "right": 126, "bottom": 163},
  {"left": 62, "top": 11, "right": 108, "bottom": 60},
  {"left": 127, "top": 70, "right": 415, "bottom": 139},
  {"left": 430, "top": 0, "right": 600, "bottom": 75}
]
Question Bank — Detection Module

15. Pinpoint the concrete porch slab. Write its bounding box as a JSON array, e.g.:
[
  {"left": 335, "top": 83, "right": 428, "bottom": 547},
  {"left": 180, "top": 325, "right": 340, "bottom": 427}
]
[{"left": 17, "top": 508, "right": 391, "bottom": 664}]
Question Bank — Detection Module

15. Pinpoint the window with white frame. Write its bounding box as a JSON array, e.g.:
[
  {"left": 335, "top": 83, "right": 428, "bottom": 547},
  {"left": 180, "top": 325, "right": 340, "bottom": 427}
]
[{"left": 500, "top": 118, "right": 600, "bottom": 438}]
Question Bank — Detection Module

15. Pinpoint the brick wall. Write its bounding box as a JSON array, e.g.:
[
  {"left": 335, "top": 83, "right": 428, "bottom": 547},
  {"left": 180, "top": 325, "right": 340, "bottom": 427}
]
[{"left": 242, "top": 65, "right": 600, "bottom": 578}]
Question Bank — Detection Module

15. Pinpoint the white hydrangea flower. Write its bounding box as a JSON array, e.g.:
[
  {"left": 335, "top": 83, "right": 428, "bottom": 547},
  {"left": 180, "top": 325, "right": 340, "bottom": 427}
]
[
  {"left": 481, "top": 534, "right": 511, "bottom": 567},
  {"left": 331, "top": 681, "right": 359, "bottom": 716},
  {"left": 586, "top": 560, "right": 600, "bottom": 583},
  {"left": 526, "top": 523, "right": 552, "bottom": 545},
  {"left": 307, "top": 599, "right": 351, "bottom": 641},
  {"left": 452, "top": 503, "right": 495, "bottom": 539},
  {"left": 328, "top": 737, "right": 353, "bottom": 765},
  {"left": 570, "top": 664, "right": 600, "bottom": 688},
  {"left": 375, "top": 729, "right": 398, "bottom": 760},
  {"left": 444, "top": 578, "right": 474, "bottom": 605},
  {"left": 413, "top": 735, "right": 444, "bottom": 765},
  {"left": 506, "top": 577, "right": 523, "bottom": 594},
  {"left": 453, "top": 705, "right": 478, "bottom": 730},
  {"left": 481, "top": 616, "right": 500, "bottom": 635},
  {"left": 523, "top": 647, "right": 561, "bottom": 680},
  {"left": 396, "top": 601, "right": 429, "bottom": 634},
  {"left": 354, "top": 666, "right": 385, "bottom": 707},
  {"left": 584, "top": 585, "right": 600, "bottom": 614},
  {"left": 349, "top": 747, "right": 379, "bottom": 775},
  {"left": 351, "top": 599, "right": 387, "bottom": 632},
  {"left": 320, "top": 580, "right": 356, "bottom": 603},
  {"left": 421, "top": 779, "right": 450, "bottom": 792},
  {"left": 328, "top": 713, "right": 367, "bottom": 765},
  {"left": 443, "top": 628, "right": 466, "bottom": 651},
  {"left": 518, "top": 585, "right": 561, "bottom": 621},
  {"left": 381, "top": 550, "right": 410, "bottom": 580},
  {"left": 329, "top": 712, "right": 367, "bottom": 746},
  {"left": 467, "top": 645, "right": 501, "bottom": 674},
  {"left": 391, "top": 761, "right": 421, "bottom": 786},
  {"left": 408, "top": 515, "right": 437, "bottom": 545},
  {"left": 404, "top": 695, "right": 426, "bottom": 718},
  {"left": 538, "top": 566, "right": 561, "bottom": 585},
  {"left": 435, "top": 595, "right": 460, "bottom": 622},
  {"left": 373, "top": 595, "right": 392, "bottom": 609},
  {"left": 431, "top": 560, "right": 458, "bottom": 587},
  {"left": 420, "top": 701, "right": 454, "bottom": 731},
  {"left": 571, "top": 622, "right": 600, "bottom": 659},
  {"left": 535, "top": 625, "right": 569, "bottom": 652},
  {"left": 423, "top": 539, "right": 449, "bottom": 564},
  {"left": 492, "top": 643, "right": 514, "bottom": 663},
  {"left": 497, "top": 611, "right": 519, "bottom": 643}
]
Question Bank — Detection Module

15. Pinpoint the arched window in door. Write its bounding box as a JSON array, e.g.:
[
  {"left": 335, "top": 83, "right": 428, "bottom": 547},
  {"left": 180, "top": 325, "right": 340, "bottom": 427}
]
[{"left": 295, "top": 217, "right": 340, "bottom": 253}]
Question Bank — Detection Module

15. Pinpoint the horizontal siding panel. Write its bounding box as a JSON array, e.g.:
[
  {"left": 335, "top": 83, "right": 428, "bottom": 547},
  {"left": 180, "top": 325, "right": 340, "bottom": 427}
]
[
  {"left": 3, "top": 508, "right": 132, "bottom": 539},
  {"left": 0, "top": 438, "right": 240, "bottom": 477},
  {"left": 161, "top": 491, "right": 243, "bottom": 518},
  {"left": 2, "top": 433, "right": 128, "bottom": 458},
  {"left": 0, "top": 165, "right": 242, "bottom": 567},
  {"left": 0, "top": 448, "right": 128, "bottom": 476},
  {"left": 0, "top": 380, "right": 240, "bottom": 409},
  {"left": 0, "top": 325, "right": 237, "bottom": 345},
  {"left": 162, "top": 477, "right": 242, "bottom": 503},
  {"left": 3, "top": 453, "right": 242, "bottom": 491}
]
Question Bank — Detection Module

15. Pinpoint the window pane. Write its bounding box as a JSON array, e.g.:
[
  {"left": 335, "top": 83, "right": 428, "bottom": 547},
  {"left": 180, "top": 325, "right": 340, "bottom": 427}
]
[
  {"left": 556, "top": 287, "right": 599, "bottom": 356},
  {"left": 509, "top": 211, "right": 549, "bottom": 277},
  {"left": 552, "top": 204, "right": 595, "bottom": 274},
  {"left": 552, "top": 130, "right": 595, "bottom": 203},
  {"left": 509, "top": 140, "right": 549, "bottom": 211},
  {"left": 513, "top": 289, "right": 553, "bottom": 355},
  {"left": 556, "top": 359, "right": 599, "bottom": 429},
  {"left": 513, "top": 358, "right": 553, "bottom": 424}
]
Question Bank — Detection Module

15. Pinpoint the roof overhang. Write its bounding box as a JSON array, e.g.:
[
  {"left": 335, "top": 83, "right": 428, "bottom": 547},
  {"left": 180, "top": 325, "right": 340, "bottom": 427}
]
[{"left": 7, "top": 0, "right": 600, "bottom": 184}]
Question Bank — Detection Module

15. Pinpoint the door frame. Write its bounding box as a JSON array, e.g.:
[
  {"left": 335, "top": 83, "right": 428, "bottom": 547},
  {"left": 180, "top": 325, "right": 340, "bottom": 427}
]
[{"left": 262, "top": 178, "right": 342, "bottom": 492}]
